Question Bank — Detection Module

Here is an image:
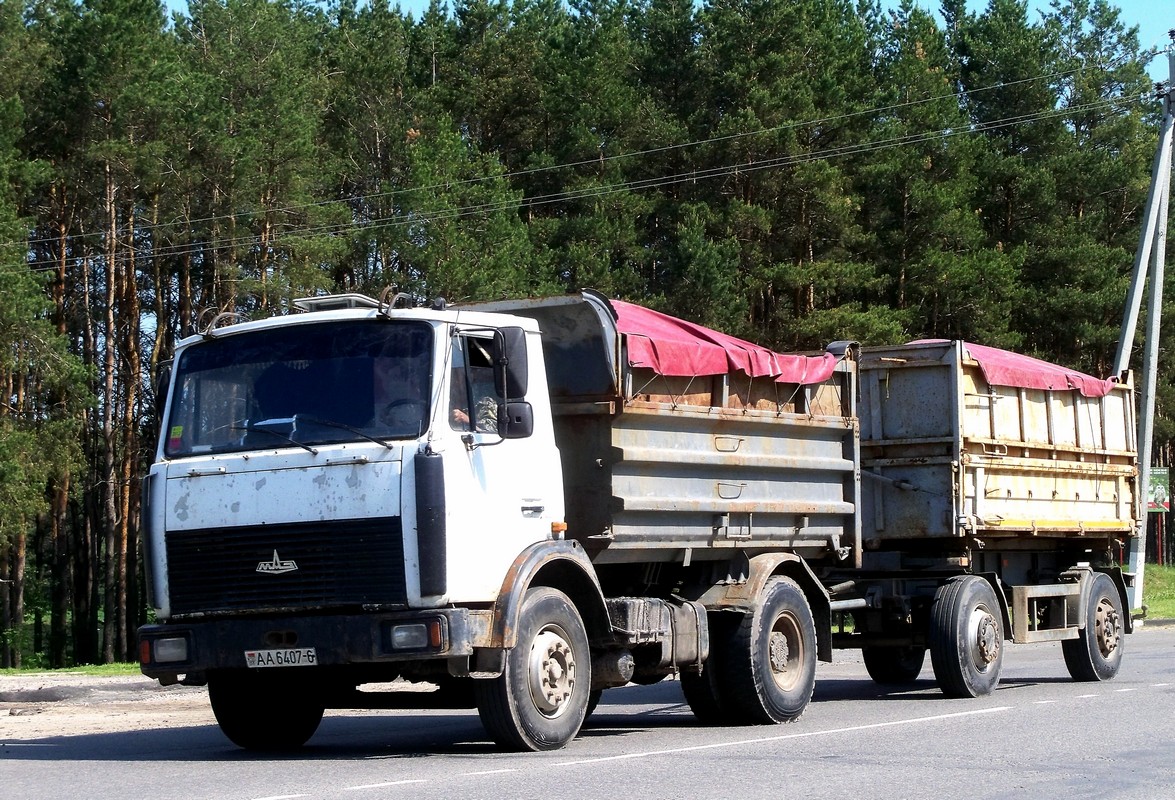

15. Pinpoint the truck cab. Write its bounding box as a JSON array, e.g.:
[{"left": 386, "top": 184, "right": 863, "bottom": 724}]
[{"left": 139, "top": 295, "right": 573, "bottom": 744}]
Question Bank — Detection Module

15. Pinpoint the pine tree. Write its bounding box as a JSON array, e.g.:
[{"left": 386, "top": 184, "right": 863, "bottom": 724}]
[
  {"left": 0, "top": 2, "right": 88, "bottom": 667},
  {"left": 858, "top": 0, "right": 1020, "bottom": 346}
]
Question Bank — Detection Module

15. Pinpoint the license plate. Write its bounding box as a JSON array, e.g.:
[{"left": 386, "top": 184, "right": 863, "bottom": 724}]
[{"left": 244, "top": 647, "right": 317, "bottom": 668}]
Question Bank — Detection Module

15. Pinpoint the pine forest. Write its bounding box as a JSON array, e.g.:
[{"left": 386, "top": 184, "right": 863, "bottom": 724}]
[{"left": 0, "top": 0, "right": 1171, "bottom": 666}]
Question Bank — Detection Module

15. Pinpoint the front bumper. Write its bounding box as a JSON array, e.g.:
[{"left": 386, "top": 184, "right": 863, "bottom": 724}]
[{"left": 138, "top": 608, "right": 486, "bottom": 682}]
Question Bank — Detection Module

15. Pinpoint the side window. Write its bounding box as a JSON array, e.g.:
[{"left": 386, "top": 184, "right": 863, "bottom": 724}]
[{"left": 449, "top": 334, "right": 501, "bottom": 433}]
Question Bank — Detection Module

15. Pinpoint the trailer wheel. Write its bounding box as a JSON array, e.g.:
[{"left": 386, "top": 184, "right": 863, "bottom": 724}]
[
  {"left": 1062, "top": 573, "right": 1125, "bottom": 682},
  {"left": 929, "top": 576, "right": 1003, "bottom": 698},
  {"left": 862, "top": 646, "right": 926, "bottom": 685},
  {"left": 724, "top": 577, "right": 817, "bottom": 724},
  {"left": 208, "top": 672, "right": 325, "bottom": 751},
  {"left": 475, "top": 587, "right": 591, "bottom": 751}
]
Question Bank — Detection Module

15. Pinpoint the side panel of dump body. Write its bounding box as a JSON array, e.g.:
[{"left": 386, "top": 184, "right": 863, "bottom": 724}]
[
  {"left": 559, "top": 402, "right": 858, "bottom": 567},
  {"left": 469, "top": 293, "right": 861, "bottom": 571},
  {"left": 859, "top": 341, "right": 1138, "bottom": 550}
]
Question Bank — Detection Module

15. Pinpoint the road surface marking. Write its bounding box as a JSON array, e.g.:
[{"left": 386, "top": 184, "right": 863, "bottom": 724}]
[
  {"left": 464, "top": 769, "right": 517, "bottom": 776},
  {"left": 1033, "top": 700, "right": 1057, "bottom": 705},
  {"left": 0, "top": 743, "right": 59, "bottom": 747},
  {"left": 1114, "top": 688, "right": 1139, "bottom": 693},
  {"left": 252, "top": 795, "right": 308, "bottom": 800},
  {"left": 344, "top": 781, "right": 427, "bottom": 791},
  {"left": 556, "top": 707, "right": 1013, "bottom": 766},
  {"left": 1076, "top": 694, "right": 1100, "bottom": 698}
]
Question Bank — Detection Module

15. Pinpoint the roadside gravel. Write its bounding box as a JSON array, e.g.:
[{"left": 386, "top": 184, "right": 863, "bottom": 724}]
[{"left": 0, "top": 672, "right": 212, "bottom": 739}]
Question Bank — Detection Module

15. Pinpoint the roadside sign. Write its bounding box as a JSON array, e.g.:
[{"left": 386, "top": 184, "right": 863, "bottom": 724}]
[{"left": 1148, "top": 467, "right": 1169, "bottom": 513}]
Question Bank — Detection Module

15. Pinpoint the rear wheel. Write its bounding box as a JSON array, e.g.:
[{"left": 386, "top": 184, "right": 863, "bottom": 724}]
[
  {"left": 1063, "top": 573, "right": 1125, "bottom": 682},
  {"left": 680, "top": 610, "right": 737, "bottom": 725},
  {"left": 475, "top": 587, "right": 591, "bottom": 751},
  {"left": 723, "top": 577, "right": 817, "bottom": 724},
  {"left": 584, "top": 689, "right": 604, "bottom": 719},
  {"left": 208, "top": 671, "right": 325, "bottom": 751},
  {"left": 862, "top": 645, "right": 926, "bottom": 685},
  {"left": 929, "top": 576, "right": 1003, "bottom": 698}
]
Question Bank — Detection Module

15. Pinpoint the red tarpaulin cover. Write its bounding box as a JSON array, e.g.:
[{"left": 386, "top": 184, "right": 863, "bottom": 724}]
[
  {"left": 913, "top": 340, "right": 1116, "bottom": 398},
  {"left": 611, "top": 299, "right": 839, "bottom": 385}
]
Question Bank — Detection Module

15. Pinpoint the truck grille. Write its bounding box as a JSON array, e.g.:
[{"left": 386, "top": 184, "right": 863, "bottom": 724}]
[{"left": 165, "top": 517, "right": 406, "bottom": 615}]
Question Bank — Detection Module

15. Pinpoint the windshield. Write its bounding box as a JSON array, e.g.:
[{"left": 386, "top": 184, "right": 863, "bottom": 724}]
[{"left": 163, "top": 320, "right": 433, "bottom": 458}]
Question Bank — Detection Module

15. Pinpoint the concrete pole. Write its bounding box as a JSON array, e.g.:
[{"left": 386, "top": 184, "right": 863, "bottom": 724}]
[
  {"left": 1128, "top": 49, "right": 1175, "bottom": 614},
  {"left": 1115, "top": 79, "right": 1174, "bottom": 378},
  {"left": 1131, "top": 174, "right": 1168, "bottom": 612}
]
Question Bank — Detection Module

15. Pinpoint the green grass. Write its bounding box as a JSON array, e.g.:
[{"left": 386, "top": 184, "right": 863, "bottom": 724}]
[
  {"left": 0, "top": 662, "right": 141, "bottom": 677},
  {"left": 1143, "top": 564, "right": 1175, "bottom": 619}
]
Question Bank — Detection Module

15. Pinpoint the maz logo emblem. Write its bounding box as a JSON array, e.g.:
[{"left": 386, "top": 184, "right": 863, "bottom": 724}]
[{"left": 256, "top": 550, "right": 298, "bottom": 575}]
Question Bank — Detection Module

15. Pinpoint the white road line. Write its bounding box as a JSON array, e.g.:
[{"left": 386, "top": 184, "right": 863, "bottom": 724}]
[
  {"left": 463, "top": 769, "right": 518, "bottom": 776},
  {"left": 1033, "top": 700, "right": 1057, "bottom": 705},
  {"left": 251, "top": 795, "right": 308, "bottom": 800},
  {"left": 343, "top": 781, "right": 428, "bottom": 791},
  {"left": 1114, "top": 688, "right": 1140, "bottom": 693},
  {"left": 0, "top": 743, "right": 59, "bottom": 747},
  {"left": 1154, "top": 683, "right": 1170, "bottom": 687},
  {"left": 556, "top": 707, "right": 1013, "bottom": 766},
  {"left": 1076, "top": 694, "right": 1100, "bottom": 698}
]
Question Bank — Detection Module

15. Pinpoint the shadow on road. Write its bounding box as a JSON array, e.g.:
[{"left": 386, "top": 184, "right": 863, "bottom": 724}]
[{"left": 0, "top": 672, "right": 985, "bottom": 763}]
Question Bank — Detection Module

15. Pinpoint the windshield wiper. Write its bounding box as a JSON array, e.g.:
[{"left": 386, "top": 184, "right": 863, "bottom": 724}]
[
  {"left": 296, "top": 415, "right": 394, "bottom": 450},
  {"left": 232, "top": 422, "right": 319, "bottom": 455}
]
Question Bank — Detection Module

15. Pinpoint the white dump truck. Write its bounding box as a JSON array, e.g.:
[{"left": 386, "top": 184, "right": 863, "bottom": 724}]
[{"left": 137, "top": 291, "right": 1137, "bottom": 751}]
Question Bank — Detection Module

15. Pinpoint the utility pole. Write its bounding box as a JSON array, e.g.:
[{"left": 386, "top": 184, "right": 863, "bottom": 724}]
[{"left": 1115, "top": 41, "right": 1174, "bottom": 613}]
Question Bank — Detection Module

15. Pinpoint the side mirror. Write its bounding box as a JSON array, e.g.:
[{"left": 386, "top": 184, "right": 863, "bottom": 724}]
[
  {"left": 497, "top": 401, "right": 534, "bottom": 439},
  {"left": 494, "top": 327, "right": 528, "bottom": 399}
]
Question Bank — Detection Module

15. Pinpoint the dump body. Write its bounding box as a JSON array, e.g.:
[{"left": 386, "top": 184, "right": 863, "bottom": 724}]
[
  {"left": 471, "top": 292, "right": 861, "bottom": 571},
  {"left": 859, "top": 340, "right": 1138, "bottom": 551}
]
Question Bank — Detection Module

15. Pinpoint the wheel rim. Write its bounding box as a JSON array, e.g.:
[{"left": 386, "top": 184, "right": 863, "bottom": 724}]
[
  {"left": 967, "top": 604, "right": 1000, "bottom": 673},
  {"left": 1094, "top": 596, "right": 1122, "bottom": 659},
  {"left": 767, "top": 610, "right": 805, "bottom": 693},
  {"left": 527, "top": 624, "right": 577, "bottom": 719}
]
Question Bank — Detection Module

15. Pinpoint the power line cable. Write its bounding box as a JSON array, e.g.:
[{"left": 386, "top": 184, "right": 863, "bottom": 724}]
[
  {"left": 3, "top": 64, "right": 1126, "bottom": 254},
  {"left": 0, "top": 94, "right": 1142, "bottom": 277}
]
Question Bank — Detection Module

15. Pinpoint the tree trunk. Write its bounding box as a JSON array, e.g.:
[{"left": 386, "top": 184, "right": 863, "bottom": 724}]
[
  {"left": 1, "top": 540, "right": 10, "bottom": 668},
  {"left": 102, "top": 162, "right": 119, "bottom": 664},
  {"left": 10, "top": 523, "right": 27, "bottom": 668},
  {"left": 117, "top": 199, "right": 142, "bottom": 661},
  {"left": 48, "top": 200, "right": 73, "bottom": 669}
]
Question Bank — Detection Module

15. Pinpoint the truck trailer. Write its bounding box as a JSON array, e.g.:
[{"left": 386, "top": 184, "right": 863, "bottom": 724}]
[{"left": 137, "top": 289, "right": 1137, "bottom": 751}]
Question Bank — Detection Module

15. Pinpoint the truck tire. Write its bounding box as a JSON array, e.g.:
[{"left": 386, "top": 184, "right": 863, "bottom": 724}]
[
  {"left": 862, "top": 645, "right": 926, "bottom": 685},
  {"left": 1062, "top": 572, "right": 1125, "bottom": 682},
  {"left": 475, "top": 586, "right": 591, "bottom": 751},
  {"left": 680, "top": 610, "right": 737, "bottom": 725},
  {"left": 929, "top": 576, "right": 1003, "bottom": 698},
  {"left": 585, "top": 689, "right": 603, "bottom": 719},
  {"left": 723, "top": 577, "right": 817, "bottom": 724},
  {"left": 208, "top": 672, "right": 325, "bottom": 751}
]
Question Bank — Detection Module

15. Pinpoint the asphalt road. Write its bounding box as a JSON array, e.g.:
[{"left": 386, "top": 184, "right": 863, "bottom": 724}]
[{"left": 4, "top": 627, "right": 1174, "bottom": 800}]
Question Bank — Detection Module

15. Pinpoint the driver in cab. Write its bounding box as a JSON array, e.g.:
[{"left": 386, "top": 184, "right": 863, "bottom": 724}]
[{"left": 371, "top": 358, "right": 430, "bottom": 435}]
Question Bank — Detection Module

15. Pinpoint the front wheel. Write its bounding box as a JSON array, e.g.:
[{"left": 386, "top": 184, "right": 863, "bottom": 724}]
[
  {"left": 723, "top": 577, "right": 818, "bottom": 724},
  {"left": 929, "top": 576, "right": 1004, "bottom": 698},
  {"left": 208, "top": 671, "right": 325, "bottom": 751},
  {"left": 1062, "top": 572, "right": 1125, "bottom": 682},
  {"left": 475, "top": 587, "right": 591, "bottom": 751}
]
